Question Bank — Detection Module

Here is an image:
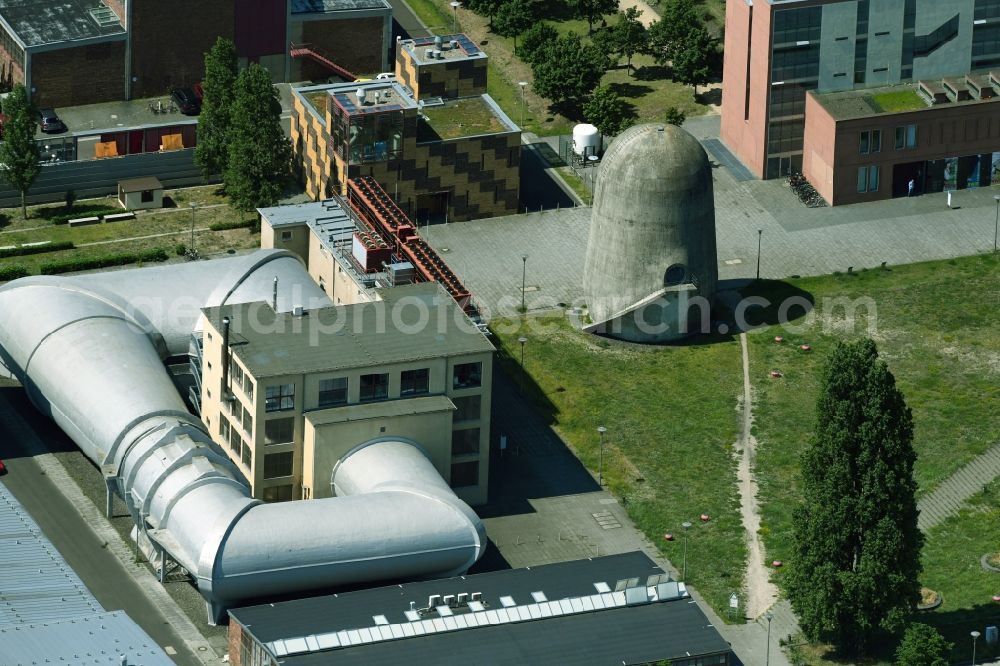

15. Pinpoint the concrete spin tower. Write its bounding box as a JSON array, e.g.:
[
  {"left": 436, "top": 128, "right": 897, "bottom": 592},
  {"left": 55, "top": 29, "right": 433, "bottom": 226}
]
[{"left": 583, "top": 123, "right": 718, "bottom": 343}]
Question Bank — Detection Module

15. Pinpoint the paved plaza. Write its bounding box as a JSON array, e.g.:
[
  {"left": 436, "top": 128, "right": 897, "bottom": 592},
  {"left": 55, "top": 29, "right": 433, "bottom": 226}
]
[{"left": 428, "top": 115, "right": 1000, "bottom": 316}]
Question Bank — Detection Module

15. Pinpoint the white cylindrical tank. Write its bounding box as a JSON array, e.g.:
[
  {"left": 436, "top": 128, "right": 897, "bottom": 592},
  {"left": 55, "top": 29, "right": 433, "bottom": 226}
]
[{"left": 573, "top": 124, "right": 600, "bottom": 157}]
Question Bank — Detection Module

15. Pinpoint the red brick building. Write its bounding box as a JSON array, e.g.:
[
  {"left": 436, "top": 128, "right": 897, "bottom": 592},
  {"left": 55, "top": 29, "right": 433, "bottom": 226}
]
[
  {"left": 720, "top": 0, "right": 1000, "bottom": 205},
  {"left": 0, "top": 0, "right": 391, "bottom": 108}
]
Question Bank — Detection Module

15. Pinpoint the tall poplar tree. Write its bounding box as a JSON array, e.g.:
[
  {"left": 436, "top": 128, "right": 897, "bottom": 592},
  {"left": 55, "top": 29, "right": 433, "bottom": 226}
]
[
  {"left": 224, "top": 64, "right": 291, "bottom": 216},
  {"left": 195, "top": 37, "right": 238, "bottom": 181},
  {"left": 0, "top": 84, "right": 40, "bottom": 218},
  {"left": 787, "top": 338, "right": 923, "bottom": 655}
]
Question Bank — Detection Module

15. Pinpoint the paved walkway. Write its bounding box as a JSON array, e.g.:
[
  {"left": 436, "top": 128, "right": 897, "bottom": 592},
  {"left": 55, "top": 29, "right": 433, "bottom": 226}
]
[{"left": 917, "top": 442, "right": 1000, "bottom": 531}]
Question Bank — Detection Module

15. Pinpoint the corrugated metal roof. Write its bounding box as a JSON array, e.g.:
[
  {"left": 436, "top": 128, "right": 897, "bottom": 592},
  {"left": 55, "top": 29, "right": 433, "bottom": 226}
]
[
  {"left": 0, "top": 483, "right": 103, "bottom": 626},
  {"left": 0, "top": 610, "right": 175, "bottom": 665}
]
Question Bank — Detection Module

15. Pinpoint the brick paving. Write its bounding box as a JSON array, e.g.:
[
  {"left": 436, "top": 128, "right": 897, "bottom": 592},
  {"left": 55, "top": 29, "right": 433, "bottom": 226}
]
[
  {"left": 916, "top": 441, "right": 1000, "bottom": 531},
  {"left": 429, "top": 114, "right": 1000, "bottom": 318}
]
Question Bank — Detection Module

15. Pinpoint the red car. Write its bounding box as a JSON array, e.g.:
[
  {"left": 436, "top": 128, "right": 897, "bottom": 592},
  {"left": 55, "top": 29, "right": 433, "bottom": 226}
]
[{"left": 0, "top": 458, "right": 6, "bottom": 475}]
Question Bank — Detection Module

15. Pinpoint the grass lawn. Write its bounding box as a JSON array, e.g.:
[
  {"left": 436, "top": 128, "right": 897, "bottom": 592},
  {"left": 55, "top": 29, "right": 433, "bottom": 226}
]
[
  {"left": 0, "top": 185, "right": 261, "bottom": 278},
  {"left": 491, "top": 315, "right": 746, "bottom": 618},
  {"left": 739, "top": 254, "right": 1000, "bottom": 663},
  {"left": 421, "top": 98, "right": 508, "bottom": 139},
  {"left": 870, "top": 89, "right": 927, "bottom": 113}
]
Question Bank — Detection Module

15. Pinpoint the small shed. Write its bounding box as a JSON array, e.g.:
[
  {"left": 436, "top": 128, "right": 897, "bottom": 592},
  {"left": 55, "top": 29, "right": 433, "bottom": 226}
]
[{"left": 118, "top": 176, "right": 163, "bottom": 210}]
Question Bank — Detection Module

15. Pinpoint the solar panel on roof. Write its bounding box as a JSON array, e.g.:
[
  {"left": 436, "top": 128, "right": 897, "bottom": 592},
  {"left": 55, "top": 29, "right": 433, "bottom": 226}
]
[
  {"left": 468, "top": 600, "right": 485, "bottom": 612},
  {"left": 614, "top": 579, "right": 629, "bottom": 592},
  {"left": 499, "top": 595, "right": 515, "bottom": 607},
  {"left": 625, "top": 587, "right": 649, "bottom": 606},
  {"left": 594, "top": 581, "right": 611, "bottom": 593}
]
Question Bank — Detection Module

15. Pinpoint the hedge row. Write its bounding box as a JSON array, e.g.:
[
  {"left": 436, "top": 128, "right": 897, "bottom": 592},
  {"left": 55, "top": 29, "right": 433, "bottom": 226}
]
[
  {"left": 209, "top": 219, "right": 255, "bottom": 231},
  {"left": 0, "top": 265, "right": 29, "bottom": 281},
  {"left": 0, "top": 241, "right": 74, "bottom": 258},
  {"left": 39, "top": 248, "right": 169, "bottom": 275},
  {"left": 51, "top": 208, "right": 128, "bottom": 225}
]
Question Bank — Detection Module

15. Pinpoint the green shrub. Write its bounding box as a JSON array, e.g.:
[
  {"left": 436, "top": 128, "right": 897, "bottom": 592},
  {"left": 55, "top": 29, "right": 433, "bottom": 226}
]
[
  {"left": 208, "top": 219, "right": 255, "bottom": 231},
  {"left": 39, "top": 247, "right": 169, "bottom": 275},
  {"left": 0, "top": 241, "right": 74, "bottom": 258},
  {"left": 174, "top": 243, "right": 187, "bottom": 256},
  {"left": 0, "top": 265, "right": 29, "bottom": 281},
  {"left": 51, "top": 208, "right": 128, "bottom": 225}
]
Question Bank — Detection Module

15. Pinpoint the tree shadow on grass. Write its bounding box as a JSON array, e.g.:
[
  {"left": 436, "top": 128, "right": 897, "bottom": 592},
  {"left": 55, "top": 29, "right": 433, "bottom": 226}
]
[
  {"left": 633, "top": 64, "right": 671, "bottom": 81},
  {"left": 697, "top": 87, "right": 722, "bottom": 107},
  {"left": 606, "top": 81, "right": 654, "bottom": 99},
  {"left": 730, "top": 278, "right": 816, "bottom": 330}
]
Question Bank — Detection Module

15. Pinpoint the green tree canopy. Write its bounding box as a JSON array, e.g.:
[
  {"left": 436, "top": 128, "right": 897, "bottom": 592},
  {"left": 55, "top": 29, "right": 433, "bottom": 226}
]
[
  {"left": 894, "top": 623, "right": 951, "bottom": 666},
  {"left": 663, "top": 106, "right": 686, "bottom": 127},
  {"left": 0, "top": 84, "right": 40, "bottom": 218},
  {"left": 787, "top": 338, "right": 923, "bottom": 656},
  {"left": 613, "top": 6, "right": 648, "bottom": 73},
  {"left": 466, "top": 0, "right": 504, "bottom": 28},
  {"left": 519, "top": 21, "right": 559, "bottom": 65},
  {"left": 583, "top": 86, "right": 634, "bottom": 136},
  {"left": 494, "top": 0, "right": 535, "bottom": 52},
  {"left": 531, "top": 32, "right": 605, "bottom": 110},
  {"left": 224, "top": 64, "right": 292, "bottom": 216},
  {"left": 647, "top": 0, "right": 700, "bottom": 65},
  {"left": 671, "top": 24, "right": 714, "bottom": 95},
  {"left": 569, "top": 0, "right": 619, "bottom": 34},
  {"left": 195, "top": 37, "right": 238, "bottom": 181}
]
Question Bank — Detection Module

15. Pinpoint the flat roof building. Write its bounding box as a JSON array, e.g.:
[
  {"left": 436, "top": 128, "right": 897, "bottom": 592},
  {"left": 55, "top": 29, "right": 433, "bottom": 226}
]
[
  {"left": 0, "top": 0, "right": 392, "bottom": 108},
  {"left": 227, "top": 551, "right": 733, "bottom": 666},
  {"left": 291, "top": 32, "right": 520, "bottom": 223},
  {"left": 721, "top": 0, "right": 1000, "bottom": 204},
  {"left": 199, "top": 280, "right": 494, "bottom": 506}
]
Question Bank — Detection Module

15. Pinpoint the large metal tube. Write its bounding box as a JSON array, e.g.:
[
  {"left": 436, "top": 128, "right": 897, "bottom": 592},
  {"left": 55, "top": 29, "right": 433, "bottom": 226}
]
[{"left": 0, "top": 250, "right": 486, "bottom": 623}]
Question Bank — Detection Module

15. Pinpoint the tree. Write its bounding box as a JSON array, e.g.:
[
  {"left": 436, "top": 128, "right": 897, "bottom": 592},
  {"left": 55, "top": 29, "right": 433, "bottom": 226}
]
[
  {"left": 195, "top": 37, "right": 238, "bottom": 181},
  {"left": 647, "top": 0, "right": 700, "bottom": 65},
  {"left": 664, "top": 106, "right": 686, "bottom": 126},
  {"left": 224, "top": 64, "right": 292, "bottom": 216},
  {"left": 494, "top": 0, "right": 534, "bottom": 53},
  {"left": 531, "top": 33, "right": 605, "bottom": 110},
  {"left": 590, "top": 26, "right": 619, "bottom": 71},
  {"left": 519, "top": 21, "right": 559, "bottom": 66},
  {"left": 583, "top": 86, "right": 634, "bottom": 136},
  {"left": 0, "top": 84, "right": 39, "bottom": 218},
  {"left": 614, "top": 6, "right": 648, "bottom": 74},
  {"left": 569, "top": 0, "right": 619, "bottom": 34},
  {"left": 787, "top": 338, "right": 923, "bottom": 656},
  {"left": 895, "top": 623, "right": 951, "bottom": 666},
  {"left": 466, "top": 0, "right": 504, "bottom": 28},
  {"left": 672, "top": 25, "right": 714, "bottom": 96}
]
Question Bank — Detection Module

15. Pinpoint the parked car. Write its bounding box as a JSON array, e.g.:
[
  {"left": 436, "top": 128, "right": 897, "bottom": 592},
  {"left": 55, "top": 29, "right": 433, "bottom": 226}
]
[
  {"left": 171, "top": 88, "right": 201, "bottom": 115},
  {"left": 37, "top": 108, "right": 67, "bottom": 133},
  {"left": 0, "top": 458, "right": 6, "bottom": 475},
  {"left": 192, "top": 82, "right": 204, "bottom": 101}
]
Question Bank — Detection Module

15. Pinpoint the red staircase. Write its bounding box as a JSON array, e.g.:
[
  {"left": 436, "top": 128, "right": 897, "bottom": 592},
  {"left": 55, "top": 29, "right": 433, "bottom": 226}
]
[{"left": 289, "top": 43, "right": 356, "bottom": 82}]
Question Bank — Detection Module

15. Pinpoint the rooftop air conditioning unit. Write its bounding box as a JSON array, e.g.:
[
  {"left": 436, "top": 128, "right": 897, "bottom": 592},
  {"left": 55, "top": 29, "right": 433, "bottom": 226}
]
[
  {"left": 457, "top": 593, "right": 469, "bottom": 605},
  {"left": 443, "top": 594, "right": 457, "bottom": 607},
  {"left": 470, "top": 592, "right": 483, "bottom": 603},
  {"left": 428, "top": 594, "right": 442, "bottom": 608},
  {"left": 425, "top": 48, "right": 434, "bottom": 59}
]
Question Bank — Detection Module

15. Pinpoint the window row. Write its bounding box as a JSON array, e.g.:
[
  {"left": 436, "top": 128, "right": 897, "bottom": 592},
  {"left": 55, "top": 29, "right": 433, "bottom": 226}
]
[{"left": 895, "top": 124, "right": 918, "bottom": 150}]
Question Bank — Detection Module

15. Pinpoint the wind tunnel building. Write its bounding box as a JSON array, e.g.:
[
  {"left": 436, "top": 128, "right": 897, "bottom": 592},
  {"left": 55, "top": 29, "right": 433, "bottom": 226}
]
[
  {"left": 0, "top": 250, "right": 489, "bottom": 624},
  {"left": 583, "top": 124, "right": 718, "bottom": 343}
]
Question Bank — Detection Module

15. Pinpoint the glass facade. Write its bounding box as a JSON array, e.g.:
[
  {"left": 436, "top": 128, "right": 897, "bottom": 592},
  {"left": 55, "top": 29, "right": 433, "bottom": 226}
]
[{"left": 330, "top": 106, "right": 404, "bottom": 165}]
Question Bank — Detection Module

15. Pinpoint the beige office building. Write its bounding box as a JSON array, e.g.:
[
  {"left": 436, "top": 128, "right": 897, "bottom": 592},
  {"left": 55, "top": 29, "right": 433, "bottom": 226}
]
[{"left": 199, "top": 282, "right": 494, "bottom": 506}]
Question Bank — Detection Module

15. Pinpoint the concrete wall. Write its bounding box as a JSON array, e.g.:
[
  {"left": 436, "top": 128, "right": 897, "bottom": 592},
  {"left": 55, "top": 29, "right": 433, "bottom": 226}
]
[
  {"left": 289, "top": 16, "right": 385, "bottom": 79},
  {"left": 31, "top": 41, "right": 127, "bottom": 108},
  {"left": 801, "top": 93, "right": 838, "bottom": 204},
  {"left": 129, "top": 0, "right": 235, "bottom": 98},
  {"left": 720, "top": 0, "right": 773, "bottom": 179},
  {"left": 911, "top": 0, "right": 975, "bottom": 80},
  {"left": 261, "top": 218, "right": 310, "bottom": 262},
  {"left": 864, "top": 0, "right": 905, "bottom": 86},
  {"left": 0, "top": 149, "right": 204, "bottom": 207}
]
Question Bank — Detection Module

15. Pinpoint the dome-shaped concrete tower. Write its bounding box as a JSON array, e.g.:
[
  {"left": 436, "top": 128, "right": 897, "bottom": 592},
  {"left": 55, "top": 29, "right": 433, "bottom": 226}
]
[{"left": 583, "top": 123, "right": 718, "bottom": 343}]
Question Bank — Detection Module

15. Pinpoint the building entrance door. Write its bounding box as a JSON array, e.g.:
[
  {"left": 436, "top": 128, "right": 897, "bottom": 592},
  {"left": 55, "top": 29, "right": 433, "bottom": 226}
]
[{"left": 892, "top": 161, "right": 925, "bottom": 197}]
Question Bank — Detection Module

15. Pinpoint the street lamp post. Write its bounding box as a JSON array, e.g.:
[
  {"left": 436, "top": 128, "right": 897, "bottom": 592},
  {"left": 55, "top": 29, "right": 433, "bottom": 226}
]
[
  {"left": 765, "top": 611, "right": 774, "bottom": 666},
  {"left": 189, "top": 202, "right": 198, "bottom": 256},
  {"left": 681, "top": 521, "right": 692, "bottom": 580},
  {"left": 518, "top": 81, "right": 528, "bottom": 128},
  {"left": 518, "top": 336, "right": 528, "bottom": 392},
  {"left": 971, "top": 630, "right": 981, "bottom": 666},
  {"left": 993, "top": 194, "right": 999, "bottom": 252},
  {"left": 597, "top": 426, "right": 607, "bottom": 485},
  {"left": 756, "top": 229, "right": 763, "bottom": 280},
  {"left": 520, "top": 254, "right": 528, "bottom": 313},
  {"left": 450, "top": 1, "right": 461, "bottom": 33}
]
